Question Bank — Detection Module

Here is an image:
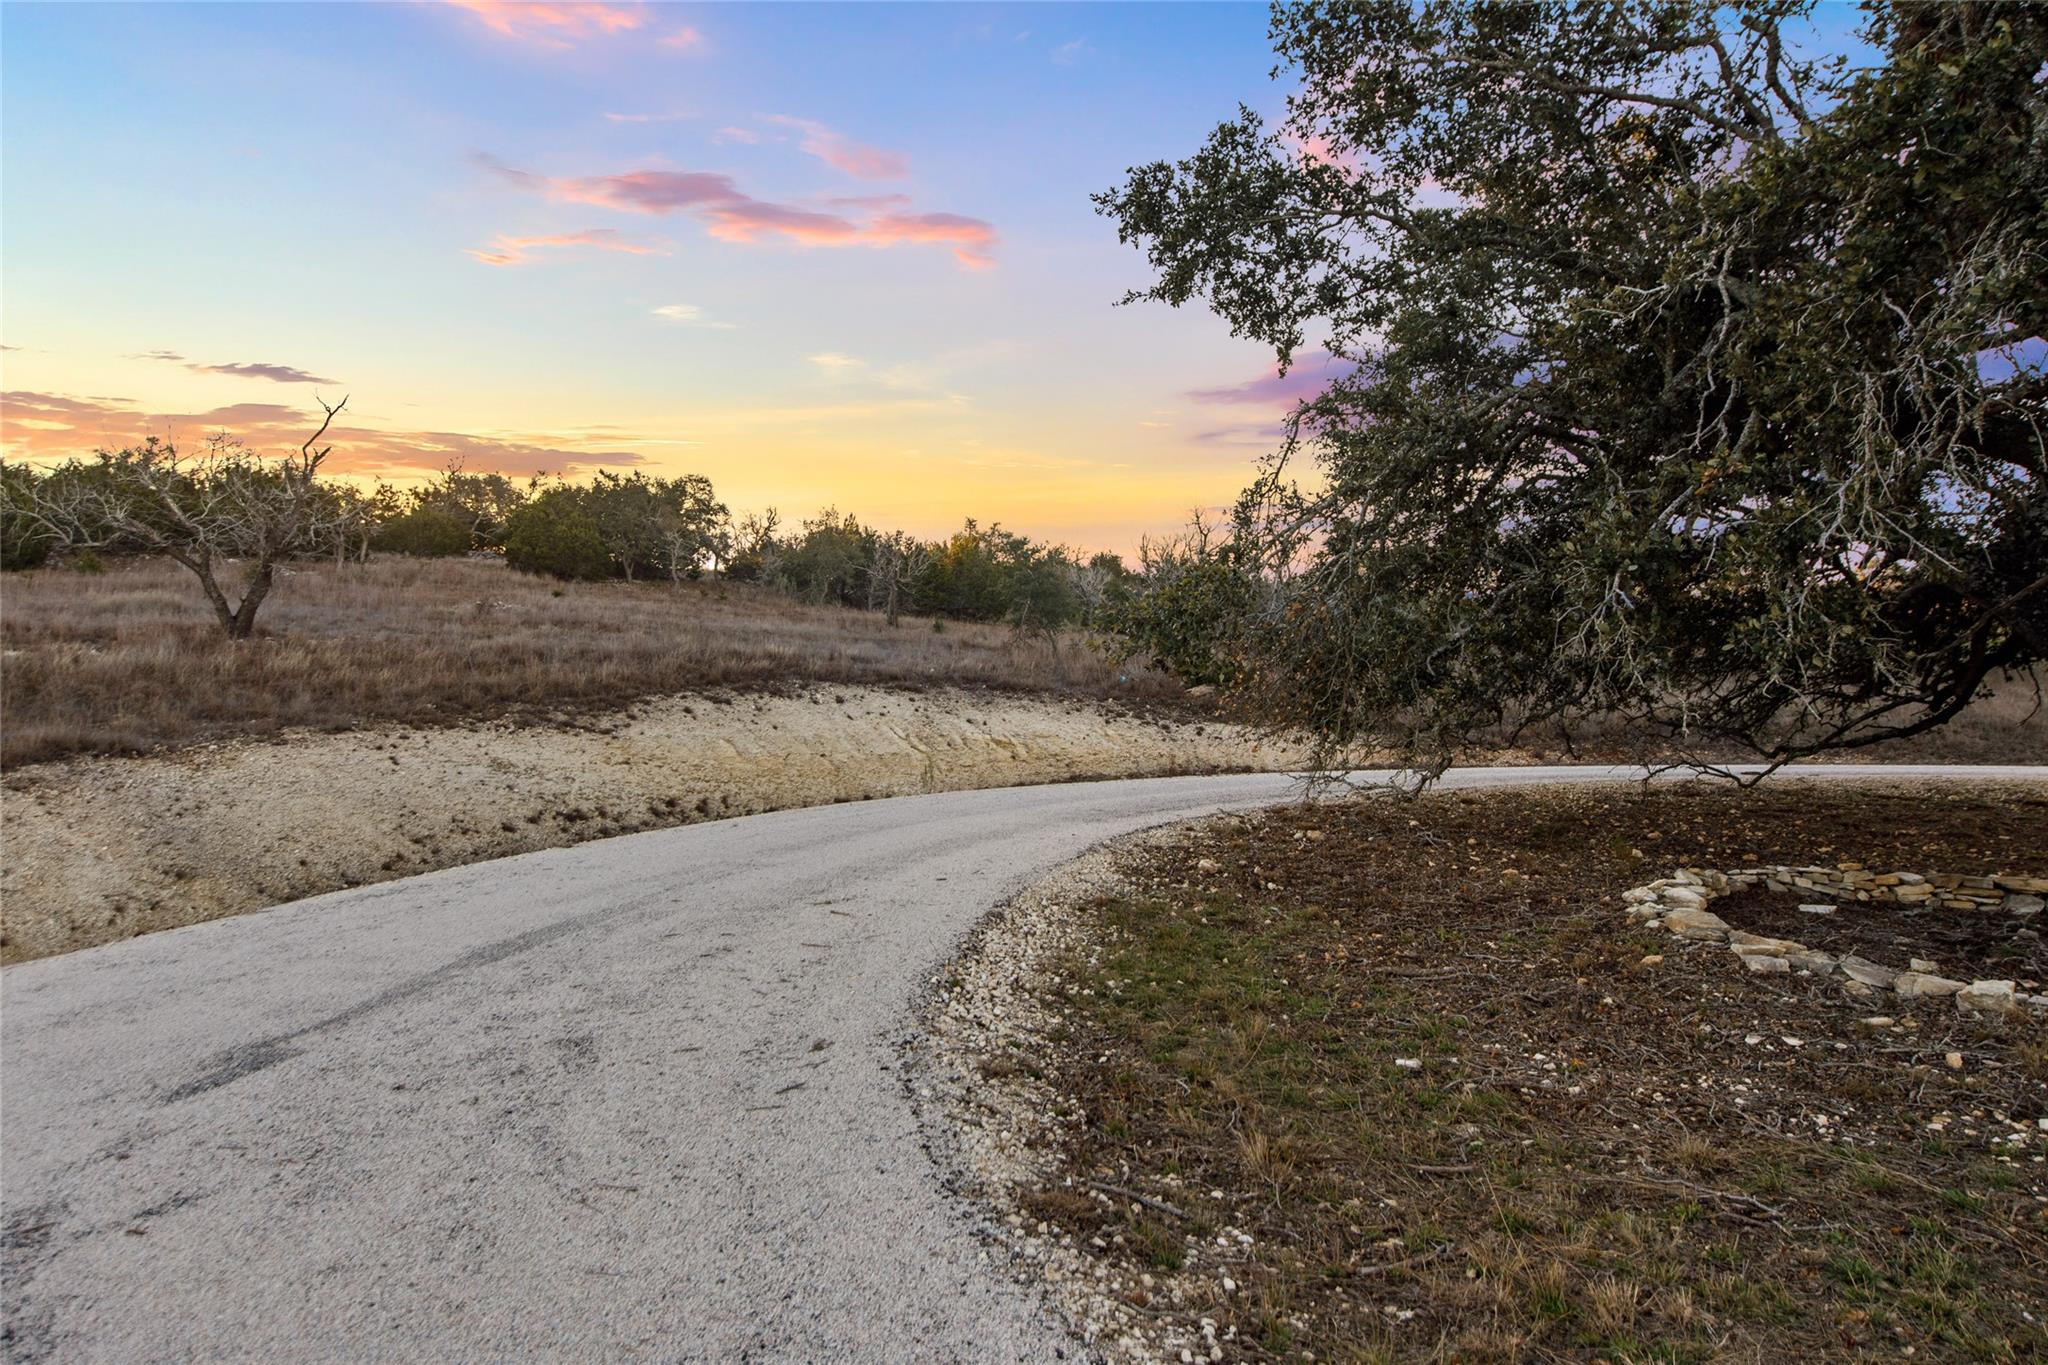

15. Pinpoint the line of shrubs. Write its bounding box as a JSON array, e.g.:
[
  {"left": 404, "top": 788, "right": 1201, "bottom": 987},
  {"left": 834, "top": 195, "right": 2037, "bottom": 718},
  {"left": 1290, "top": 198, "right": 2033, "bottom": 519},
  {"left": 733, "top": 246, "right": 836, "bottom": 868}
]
[{"left": 1, "top": 455, "right": 1143, "bottom": 632}]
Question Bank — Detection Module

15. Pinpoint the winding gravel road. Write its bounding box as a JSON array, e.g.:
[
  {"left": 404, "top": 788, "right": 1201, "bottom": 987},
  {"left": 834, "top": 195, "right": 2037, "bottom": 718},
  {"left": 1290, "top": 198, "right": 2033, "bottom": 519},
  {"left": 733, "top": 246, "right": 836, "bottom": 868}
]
[{"left": 4, "top": 764, "right": 2039, "bottom": 1361}]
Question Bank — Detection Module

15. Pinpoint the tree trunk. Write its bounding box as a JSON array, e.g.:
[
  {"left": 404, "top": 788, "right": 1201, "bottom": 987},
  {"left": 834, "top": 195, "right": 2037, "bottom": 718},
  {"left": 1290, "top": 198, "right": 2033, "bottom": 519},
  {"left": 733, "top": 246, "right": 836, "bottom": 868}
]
[
  {"left": 178, "top": 554, "right": 240, "bottom": 638},
  {"left": 228, "top": 563, "right": 274, "bottom": 640}
]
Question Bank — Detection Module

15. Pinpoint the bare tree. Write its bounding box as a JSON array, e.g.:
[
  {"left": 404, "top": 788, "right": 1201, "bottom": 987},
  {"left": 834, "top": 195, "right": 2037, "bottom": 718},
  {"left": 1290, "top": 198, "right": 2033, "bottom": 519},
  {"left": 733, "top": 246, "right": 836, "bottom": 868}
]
[
  {"left": 867, "top": 530, "right": 932, "bottom": 626},
  {"left": 16, "top": 398, "right": 350, "bottom": 639},
  {"left": 318, "top": 479, "right": 397, "bottom": 568}
]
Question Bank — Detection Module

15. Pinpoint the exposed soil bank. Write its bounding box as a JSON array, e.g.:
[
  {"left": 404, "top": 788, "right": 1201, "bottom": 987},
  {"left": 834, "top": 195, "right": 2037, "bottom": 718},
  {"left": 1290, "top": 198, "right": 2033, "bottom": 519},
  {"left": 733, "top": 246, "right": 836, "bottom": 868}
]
[{"left": 0, "top": 686, "right": 1307, "bottom": 963}]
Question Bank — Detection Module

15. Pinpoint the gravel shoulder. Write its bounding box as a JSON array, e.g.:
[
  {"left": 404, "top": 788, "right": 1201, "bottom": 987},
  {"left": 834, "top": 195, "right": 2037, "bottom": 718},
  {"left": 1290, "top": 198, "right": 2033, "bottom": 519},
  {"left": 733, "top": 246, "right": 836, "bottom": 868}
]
[
  {"left": 0, "top": 685, "right": 1305, "bottom": 963},
  {"left": 909, "top": 824, "right": 1227, "bottom": 1363}
]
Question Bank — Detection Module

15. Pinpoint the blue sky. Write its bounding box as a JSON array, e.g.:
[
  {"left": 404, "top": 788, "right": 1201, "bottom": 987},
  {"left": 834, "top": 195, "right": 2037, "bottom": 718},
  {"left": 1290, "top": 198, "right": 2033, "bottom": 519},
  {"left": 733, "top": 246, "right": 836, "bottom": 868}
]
[
  {"left": 1, "top": 1, "right": 1888, "bottom": 551},
  {"left": 3, "top": 1, "right": 1303, "bottom": 552}
]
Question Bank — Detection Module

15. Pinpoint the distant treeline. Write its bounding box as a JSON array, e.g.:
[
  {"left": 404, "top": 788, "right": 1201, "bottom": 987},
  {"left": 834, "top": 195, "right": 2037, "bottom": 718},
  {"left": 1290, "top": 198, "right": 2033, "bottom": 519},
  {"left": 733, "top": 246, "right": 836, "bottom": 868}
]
[{"left": 0, "top": 455, "right": 1138, "bottom": 631}]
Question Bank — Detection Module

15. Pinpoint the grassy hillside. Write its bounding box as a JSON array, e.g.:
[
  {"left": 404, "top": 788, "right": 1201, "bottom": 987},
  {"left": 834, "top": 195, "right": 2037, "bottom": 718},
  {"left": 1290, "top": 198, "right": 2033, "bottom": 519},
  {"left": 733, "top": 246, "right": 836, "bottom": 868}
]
[{"left": 0, "top": 556, "right": 1187, "bottom": 768}]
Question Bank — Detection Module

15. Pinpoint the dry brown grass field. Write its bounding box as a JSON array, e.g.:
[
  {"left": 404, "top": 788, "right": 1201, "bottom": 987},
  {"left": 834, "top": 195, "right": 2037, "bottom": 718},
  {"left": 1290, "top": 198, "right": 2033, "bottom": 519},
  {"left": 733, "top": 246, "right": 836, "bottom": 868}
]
[
  {"left": 0, "top": 556, "right": 1188, "bottom": 768},
  {"left": 3, "top": 554, "right": 2041, "bottom": 772}
]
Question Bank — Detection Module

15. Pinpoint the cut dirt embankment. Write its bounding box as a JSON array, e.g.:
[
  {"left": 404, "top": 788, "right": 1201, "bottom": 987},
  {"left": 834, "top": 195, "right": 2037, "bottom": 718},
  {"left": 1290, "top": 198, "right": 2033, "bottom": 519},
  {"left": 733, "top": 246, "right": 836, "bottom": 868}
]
[{"left": 0, "top": 686, "right": 1308, "bottom": 963}]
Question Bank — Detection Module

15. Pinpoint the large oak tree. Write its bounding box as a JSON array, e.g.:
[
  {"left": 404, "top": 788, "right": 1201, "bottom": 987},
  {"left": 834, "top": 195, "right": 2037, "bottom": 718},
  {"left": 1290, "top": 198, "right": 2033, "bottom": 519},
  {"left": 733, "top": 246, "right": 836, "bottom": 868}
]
[{"left": 1099, "top": 0, "right": 2045, "bottom": 775}]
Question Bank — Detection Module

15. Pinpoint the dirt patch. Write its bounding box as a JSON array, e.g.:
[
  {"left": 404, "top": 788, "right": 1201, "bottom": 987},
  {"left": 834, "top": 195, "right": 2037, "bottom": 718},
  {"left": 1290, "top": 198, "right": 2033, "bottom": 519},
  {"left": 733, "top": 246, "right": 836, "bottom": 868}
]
[
  {"left": 0, "top": 685, "right": 1308, "bottom": 963},
  {"left": 1711, "top": 886, "right": 2048, "bottom": 984},
  {"left": 934, "top": 779, "right": 2048, "bottom": 1362}
]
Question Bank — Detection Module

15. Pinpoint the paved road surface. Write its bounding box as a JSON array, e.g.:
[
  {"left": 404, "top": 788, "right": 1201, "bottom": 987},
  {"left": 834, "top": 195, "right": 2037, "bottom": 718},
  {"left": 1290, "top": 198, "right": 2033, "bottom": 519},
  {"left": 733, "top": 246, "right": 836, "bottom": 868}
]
[{"left": 4, "top": 764, "right": 2040, "bottom": 1361}]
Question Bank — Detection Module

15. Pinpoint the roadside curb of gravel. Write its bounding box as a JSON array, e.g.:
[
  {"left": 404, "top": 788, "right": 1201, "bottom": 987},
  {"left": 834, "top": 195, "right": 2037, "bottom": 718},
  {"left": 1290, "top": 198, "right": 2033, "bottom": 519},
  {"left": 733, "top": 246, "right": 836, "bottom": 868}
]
[{"left": 903, "top": 815, "right": 1271, "bottom": 1365}]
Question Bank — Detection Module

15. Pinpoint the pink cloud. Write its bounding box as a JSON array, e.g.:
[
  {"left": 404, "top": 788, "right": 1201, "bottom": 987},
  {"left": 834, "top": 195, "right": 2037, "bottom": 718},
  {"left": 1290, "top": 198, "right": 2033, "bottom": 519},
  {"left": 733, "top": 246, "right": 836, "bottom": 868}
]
[
  {"left": 547, "top": 168, "right": 742, "bottom": 214},
  {"left": 868, "top": 212, "right": 999, "bottom": 270},
  {"left": 1187, "top": 350, "right": 1343, "bottom": 407},
  {"left": 446, "top": 1, "right": 643, "bottom": 45},
  {"left": 660, "top": 25, "right": 704, "bottom": 50},
  {"left": 473, "top": 153, "right": 998, "bottom": 270},
  {"left": 2, "top": 390, "right": 646, "bottom": 478},
  {"left": 464, "top": 228, "right": 665, "bottom": 266},
  {"left": 700, "top": 200, "right": 859, "bottom": 246},
  {"left": 764, "top": 115, "right": 909, "bottom": 181}
]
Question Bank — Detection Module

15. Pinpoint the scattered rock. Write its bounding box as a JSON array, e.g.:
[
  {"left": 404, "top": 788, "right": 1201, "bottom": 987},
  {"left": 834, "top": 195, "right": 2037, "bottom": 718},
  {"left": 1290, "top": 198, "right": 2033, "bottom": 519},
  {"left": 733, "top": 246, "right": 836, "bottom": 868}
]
[
  {"left": 1797, "top": 903, "right": 1836, "bottom": 915},
  {"left": 1729, "top": 931, "right": 1805, "bottom": 955},
  {"left": 1638, "top": 953, "right": 1664, "bottom": 966},
  {"left": 1664, "top": 907, "right": 1731, "bottom": 942},
  {"left": 1839, "top": 956, "right": 1898, "bottom": 989},
  {"left": 2007, "top": 893, "right": 2044, "bottom": 916},
  {"left": 1892, "top": 972, "right": 1967, "bottom": 1000},
  {"left": 1908, "top": 957, "right": 1940, "bottom": 973},
  {"left": 1854, "top": 1016, "right": 1895, "bottom": 1031},
  {"left": 1956, "top": 980, "right": 2019, "bottom": 1017},
  {"left": 1741, "top": 954, "right": 1790, "bottom": 974}
]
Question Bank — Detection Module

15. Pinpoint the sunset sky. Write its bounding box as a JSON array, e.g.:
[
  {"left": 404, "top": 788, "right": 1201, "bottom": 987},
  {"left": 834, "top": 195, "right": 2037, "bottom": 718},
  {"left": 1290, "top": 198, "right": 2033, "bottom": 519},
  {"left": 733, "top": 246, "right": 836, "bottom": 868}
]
[{"left": 0, "top": 0, "right": 1337, "bottom": 554}]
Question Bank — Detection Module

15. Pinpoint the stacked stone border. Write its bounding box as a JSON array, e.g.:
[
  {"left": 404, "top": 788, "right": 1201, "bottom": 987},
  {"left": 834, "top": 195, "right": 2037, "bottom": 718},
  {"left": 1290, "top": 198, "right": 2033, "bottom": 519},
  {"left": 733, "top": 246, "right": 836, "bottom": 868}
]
[{"left": 1621, "top": 865, "right": 2048, "bottom": 1019}]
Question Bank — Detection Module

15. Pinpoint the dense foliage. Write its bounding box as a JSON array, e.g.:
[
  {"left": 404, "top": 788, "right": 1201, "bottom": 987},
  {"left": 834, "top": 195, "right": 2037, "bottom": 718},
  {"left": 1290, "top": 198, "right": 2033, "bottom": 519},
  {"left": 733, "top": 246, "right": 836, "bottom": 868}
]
[
  {"left": 728, "top": 508, "right": 1128, "bottom": 630},
  {"left": 503, "top": 472, "right": 730, "bottom": 582},
  {"left": 1098, "top": 0, "right": 2046, "bottom": 772}
]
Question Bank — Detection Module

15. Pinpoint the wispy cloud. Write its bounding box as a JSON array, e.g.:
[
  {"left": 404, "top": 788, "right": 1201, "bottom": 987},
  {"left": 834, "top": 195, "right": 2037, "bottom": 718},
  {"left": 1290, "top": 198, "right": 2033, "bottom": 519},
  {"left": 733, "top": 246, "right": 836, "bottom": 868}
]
[
  {"left": 137, "top": 351, "right": 341, "bottom": 385},
  {"left": 446, "top": 2, "right": 702, "bottom": 52},
  {"left": 191, "top": 361, "right": 343, "bottom": 385},
  {"left": 465, "top": 227, "right": 666, "bottom": 266},
  {"left": 651, "top": 303, "right": 736, "bottom": 329},
  {"left": 713, "top": 126, "right": 762, "bottom": 145},
  {"left": 1, "top": 389, "right": 646, "bottom": 477},
  {"left": 864, "top": 212, "right": 998, "bottom": 271},
  {"left": 473, "top": 153, "right": 998, "bottom": 270},
  {"left": 1051, "top": 38, "right": 1093, "bottom": 66},
  {"left": 807, "top": 352, "right": 863, "bottom": 372},
  {"left": 763, "top": 115, "right": 908, "bottom": 181},
  {"left": 447, "top": 1, "right": 642, "bottom": 46},
  {"left": 1186, "top": 350, "right": 1343, "bottom": 407},
  {"left": 604, "top": 110, "right": 693, "bottom": 124}
]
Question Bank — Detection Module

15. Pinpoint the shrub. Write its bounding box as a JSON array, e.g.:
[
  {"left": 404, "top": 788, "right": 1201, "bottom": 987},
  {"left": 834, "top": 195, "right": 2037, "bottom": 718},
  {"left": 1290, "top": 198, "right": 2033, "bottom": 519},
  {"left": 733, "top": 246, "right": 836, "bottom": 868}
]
[
  {"left": 502, "top": 492, "right": 612, "bottom": 581},
  {"left": 372, "top": 506, "right": 471, "bottom": 558},
  {"left": 0, "top": 463, "right": 55, "bottom": 571}
]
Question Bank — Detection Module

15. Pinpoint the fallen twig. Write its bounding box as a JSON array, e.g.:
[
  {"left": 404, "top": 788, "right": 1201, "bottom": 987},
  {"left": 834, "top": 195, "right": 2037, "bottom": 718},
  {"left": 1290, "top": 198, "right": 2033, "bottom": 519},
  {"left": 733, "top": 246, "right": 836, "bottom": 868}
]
[
  {"left": 1080, "top": 1178, "right": 1194, "bottom": 1223},
  {"left": 1355, "top": 1242, "right": 1452, "bottom": 1278}
]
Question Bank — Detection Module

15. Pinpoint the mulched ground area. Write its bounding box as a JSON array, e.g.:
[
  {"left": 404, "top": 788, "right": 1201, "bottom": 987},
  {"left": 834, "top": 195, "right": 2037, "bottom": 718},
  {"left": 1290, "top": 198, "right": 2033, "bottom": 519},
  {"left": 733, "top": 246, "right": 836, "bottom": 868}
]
[
  {"left": 1711, "top": 887, "right": 2048, "bottom": 984},
  {"left": 1017, "top": 779, "right": 2048, "bottom": 1363}
]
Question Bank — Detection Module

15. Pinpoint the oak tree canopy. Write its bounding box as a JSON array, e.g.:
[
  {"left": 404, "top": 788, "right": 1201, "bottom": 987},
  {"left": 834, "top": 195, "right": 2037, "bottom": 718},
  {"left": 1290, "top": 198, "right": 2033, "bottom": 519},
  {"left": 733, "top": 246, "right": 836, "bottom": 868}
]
[{"left": 1098, "top": 0, "right": 2046, "bottom": 774}]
